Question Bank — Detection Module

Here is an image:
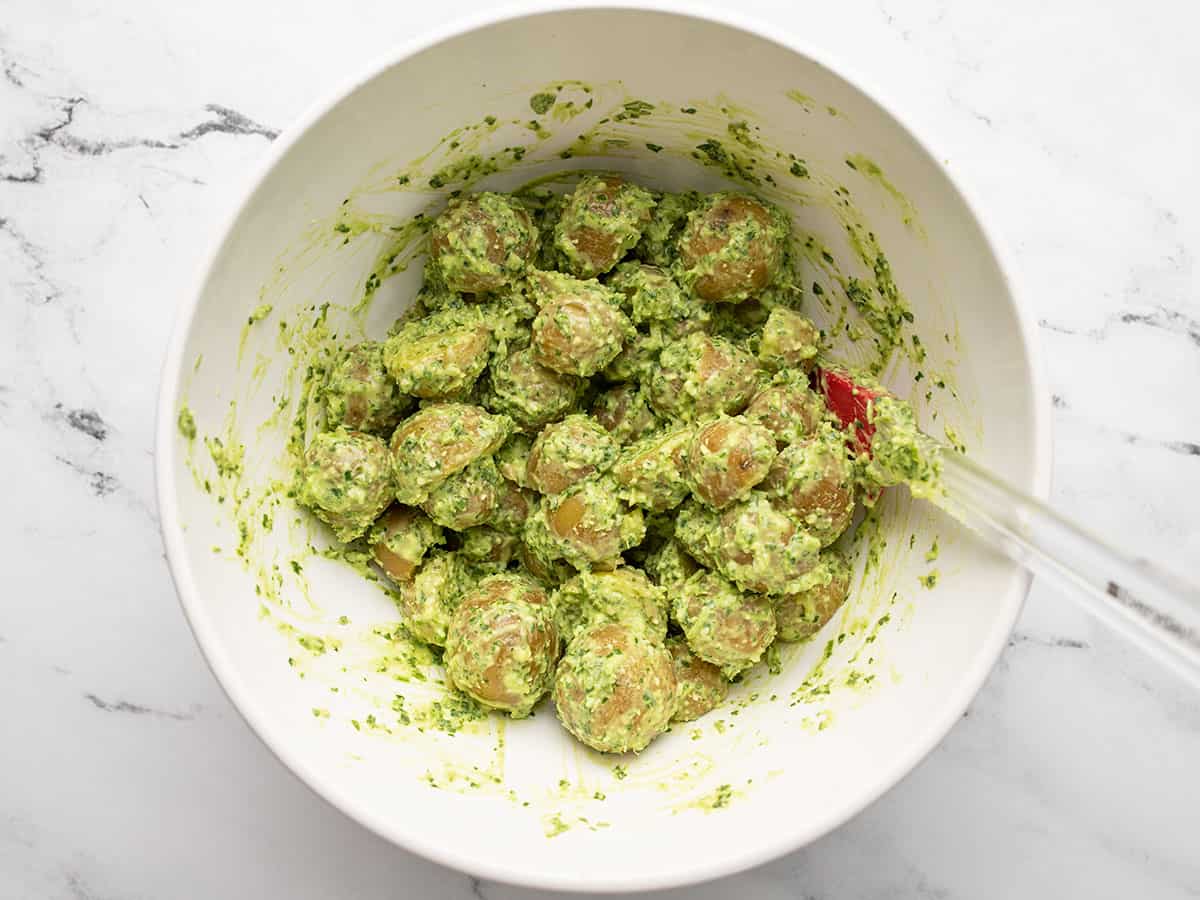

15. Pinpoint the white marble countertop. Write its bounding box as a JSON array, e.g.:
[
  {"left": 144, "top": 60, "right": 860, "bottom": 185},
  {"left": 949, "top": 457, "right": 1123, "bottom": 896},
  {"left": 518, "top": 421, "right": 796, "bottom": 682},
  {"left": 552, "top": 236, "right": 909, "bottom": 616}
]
[{"left": 2, "top": 0, "right": 1198, "bottom": 897}]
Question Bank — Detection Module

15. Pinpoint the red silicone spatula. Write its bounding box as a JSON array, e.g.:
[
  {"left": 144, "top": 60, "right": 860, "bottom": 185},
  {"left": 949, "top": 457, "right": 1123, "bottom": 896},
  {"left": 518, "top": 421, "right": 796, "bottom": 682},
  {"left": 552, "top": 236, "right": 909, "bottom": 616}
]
[
  {"left": 813, "top": 365, "right": 1200, "bottom": 688},
  {"left": 816, "top": 367, "right": 880, "bottom": 455}
]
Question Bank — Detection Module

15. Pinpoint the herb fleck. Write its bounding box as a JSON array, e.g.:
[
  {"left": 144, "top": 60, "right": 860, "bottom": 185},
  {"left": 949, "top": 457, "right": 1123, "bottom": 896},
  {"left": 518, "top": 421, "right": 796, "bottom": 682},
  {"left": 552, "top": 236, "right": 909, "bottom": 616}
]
[
  {"left": 177, "top": 407, "right": 197, "bottom": 441},
  {"left": 529, "top": 92, "right": 556, "bottom": 115},
  {"left": 614, "top": 99, "right": 655, "bottom": 121}
]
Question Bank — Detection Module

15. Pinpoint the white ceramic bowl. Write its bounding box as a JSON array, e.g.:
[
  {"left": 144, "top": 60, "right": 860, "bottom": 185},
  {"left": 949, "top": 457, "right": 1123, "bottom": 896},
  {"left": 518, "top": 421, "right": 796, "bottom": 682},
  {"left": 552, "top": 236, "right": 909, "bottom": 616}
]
[{"left": 157, "top": 4, "right": 1050, "bottom": 891}]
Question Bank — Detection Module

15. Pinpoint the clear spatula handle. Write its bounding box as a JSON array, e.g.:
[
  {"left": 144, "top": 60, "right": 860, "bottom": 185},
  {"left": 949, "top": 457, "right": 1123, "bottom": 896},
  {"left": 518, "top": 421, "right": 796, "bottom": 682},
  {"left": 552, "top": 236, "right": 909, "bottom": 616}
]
[{"left": 933, "top": 449, "right": 1200, "bottom": 687}]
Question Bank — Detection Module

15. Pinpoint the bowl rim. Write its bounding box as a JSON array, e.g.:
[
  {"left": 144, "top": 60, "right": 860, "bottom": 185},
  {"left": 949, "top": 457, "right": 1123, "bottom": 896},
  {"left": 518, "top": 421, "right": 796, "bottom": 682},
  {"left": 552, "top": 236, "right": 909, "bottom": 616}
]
[{"left": 155, "top": 1, "right": 1054, "bottom": 891}]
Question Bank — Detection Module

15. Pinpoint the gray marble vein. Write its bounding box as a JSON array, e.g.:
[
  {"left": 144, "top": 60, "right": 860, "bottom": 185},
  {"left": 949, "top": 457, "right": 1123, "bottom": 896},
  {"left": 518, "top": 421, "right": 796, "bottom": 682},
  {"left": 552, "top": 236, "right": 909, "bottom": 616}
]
[{"left": 83, "top": 693, "right": 196, "bottom": 721}]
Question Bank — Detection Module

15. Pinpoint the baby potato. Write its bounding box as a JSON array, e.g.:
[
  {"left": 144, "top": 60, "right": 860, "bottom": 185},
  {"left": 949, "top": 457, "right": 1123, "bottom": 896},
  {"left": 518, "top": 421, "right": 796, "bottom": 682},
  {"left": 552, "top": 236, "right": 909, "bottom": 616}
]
[
  {"left": 671, "top": 498, "right": 722, "bottom": 572},
  {"left": 494, "top": 433, "right": 535, "bottom": 487},
  {"left": 370, "top": 505, "right": 444, "bottom": 583},
  {"left": 419, "top": 455, "right": 503, "bottom": 530},
  {"left": 666, "top": 635, "right": 728, "bottom": 722},
  {"left": 523, "top": 479, "right": 646, "bottom": 571},
  {"left": 485, "top": 346, "right": 584, "bottom": 432},
  {"left": 634, "top": 190, "right": 700, "bottom": 268},
  {"left": 324, "top": 341, "right": 410, "bottom": 435},
  {"left": 675, "top": 192, "right": 790, "bottom": 302},
  {"left": 527, "top": 414, "right": 619, "bottom": 495},
  {"left": 298, "top": 429, "right": 394, "bottom": 542},
  {"left": 476, "top": 284, "right": 540, "bottom": 337},
  {"left": 444, "top": 574, "right": 559, "bottom": 717},
  {"left": 553, "top": 622, "right": 676, "bottom": 753},
  {"left": 705, "top": 307, "right": 760, "bottom": 353},
  {"left": 397, "top": 549, "right": 476, "bottom": 646},
  {"left": 774, "top": 551, "right": 853, "bottom": 642},
  {"left": 389, "top": 403, "right": 512, "bottom": 505},
  {"left": 516, "top": 536, "right": 577, "bottom": 587},
  {"left": 554, "top": 175, "right": 656, "bottom": 277},
  {"left": 758, "top": 307, "right": 820, "bottom": 372},
  {"left": 601, "top": 331, "right": 663, "bottom": 383},
  {"left": 606, "top": 261, "right": 698, "bottom": 328},
  {"left": 648, "top": 313, "right": 712, "bottom": 345},
  {"left": 522, "top": 188, "right": 564, "bottom": 265},
  {"left": 686, "top": 416, "right": 778, "bottom": 509},
  {"left": 459, "top": 525, "right": 520, "bottom": 573},
  {"left": 673, "top": 570, "right": 776, "bottom": 677},
  {"left": 611, "top": 426, "right": 693, "bottom": 513},
  {"left": 553, "top": 566, "right": 668, "bottom": 645},
  {"left": 430, "top": 192, "right": 538, "bottom": 293},
  {"left": 674, "top": 495, "right": 819, "bottom": 595},
  {"left": 744, "top": 380, "right": 826, "bottom": 447},
  {"left": 709, "top": 493, "right": 822, "bottom": 595},
  {"left": 591, "top": 384, "right": 659, "bottom": 445},
  {"left": 384, "top": 311, "right": 492, "bottom": 400},
  {"left": 529, "top": 271, "right": 635, "bottom": 377},
  {"left": 761, "top": 428, "right": 856, "bottom": 546},
  {"left": 489, "top": 478, "right": 537, "bottom": 534},
  {"left": 407, "top": 281, "right": 463, "bottom": 317},
  {"left": 645, "top": 332, "right": 760, "bottom": 422},
  {"left": 643, "top": 538, "right": 700, "bottom": 590}
]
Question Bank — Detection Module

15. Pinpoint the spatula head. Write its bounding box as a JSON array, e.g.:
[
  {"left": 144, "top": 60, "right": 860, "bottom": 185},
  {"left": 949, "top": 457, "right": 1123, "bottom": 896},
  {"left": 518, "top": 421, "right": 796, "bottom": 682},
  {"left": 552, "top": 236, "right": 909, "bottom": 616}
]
[{"left": 814, "top": 366, "right": 886, "bottom": 455}]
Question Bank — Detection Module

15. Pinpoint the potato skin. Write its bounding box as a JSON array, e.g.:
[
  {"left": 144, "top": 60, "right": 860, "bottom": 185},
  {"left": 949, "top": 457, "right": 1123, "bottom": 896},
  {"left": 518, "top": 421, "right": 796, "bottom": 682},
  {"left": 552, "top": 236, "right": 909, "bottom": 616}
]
[
  {"left": 371, "top": 505, "right": 443, "bottom": 583},
  {"left": 529, "top": 271, "right": 634, "bottom": 377},
  {"left": 761, "top": 428, "right": 857, "bottom": 547},
  {"left": 444, "top": 574, "right": 559, "bottom": 717},
  {"left": 645, "top": 332, "right": 759, "bottom": 422},
  {"left": 526, "top": 414, "right": 618, "bottom": 495},
  {"left": 324, "top": 342, "right": 410, "bottom": 435},
  {"left": 667, "top": 635, "right": 728, "bottom": 723},
  {"left": 388, "top": 403, "right": 511, "bottom": 505},
  {"left": 774, "top": 551, "right": 853, "bottom": 642},
  {"left": 298, "top": 429, "right": 394, "bottom": 542},
  {"left": 554, "top": 175, "right": 656, "bottom": 278},
  {"left": 675, "top": 193, "right": 790, "bottom": 302},
  {"left": 744, "top": 381, "right": 825, "bottom": 447},
  {"left": 430, "top": 193, "right": 537, "bottom": 293},
  {"left": 591, "top": 384, "right": 658, "bottom": 445},
  {"left": 673, "top": 570, "right": 776, "bottom": 677},
  {"left": 686, "top": 416, "right": 777, "bottom": 509},
  {"left": 523, "top": 479, "right": 646, "bottom": 571},
  {"left": 553, "top": 622, "right": 676, "bottom": 753}
]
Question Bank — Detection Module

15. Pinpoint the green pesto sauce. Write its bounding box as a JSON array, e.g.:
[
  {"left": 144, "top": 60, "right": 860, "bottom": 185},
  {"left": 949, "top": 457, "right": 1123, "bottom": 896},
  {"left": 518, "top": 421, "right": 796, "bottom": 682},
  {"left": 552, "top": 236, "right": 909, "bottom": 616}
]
[
  {"left": 177, "top": 406, "right": 197, "bottom": 441},
  {"left": 692, "top": 137, "right": 762, "bottom": 186},
  {"left": 237, "top": 303, "right": 275, "bottom": 364},
  {"left": 863, "top": 395, "right": 943, "bottom": 499},
  {"left": 543, "top": 812, "right": 569, "bottom": 837},
  {"left": 784, "top": 89, "right": 816, "bottom": 109},
  {"left": 248, "top": 303, "right": 274, "bottom": 324},
  {"left": 727, "top": 120, "right": 759, "bottom": 149},
  {"left": 844, "top": 154, "right": 921, "bottom": 230},
  {"left": 529, "top": 92, "right": 556, "bottom": 115},
  {"left": 428, "top": 154, "right": 501, "bottom": 190},
  {"left": 693, "top": 782, "right": 734, "bottom": 812}
]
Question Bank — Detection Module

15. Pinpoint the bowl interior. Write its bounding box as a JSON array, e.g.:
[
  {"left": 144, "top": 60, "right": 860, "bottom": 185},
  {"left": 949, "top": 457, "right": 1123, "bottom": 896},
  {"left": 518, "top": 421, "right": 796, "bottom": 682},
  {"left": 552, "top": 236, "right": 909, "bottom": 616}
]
[{"left": 159, "top": 8, "right": 1046, "bottom": 891}]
